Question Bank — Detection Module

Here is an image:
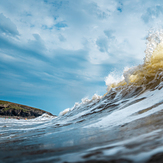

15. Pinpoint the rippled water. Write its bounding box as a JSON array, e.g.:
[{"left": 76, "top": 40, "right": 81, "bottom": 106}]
[
  {"left": 1, "top": 31, "right": 163, "bottom": 163},
  {"left": 1, "top": 86, "right": 163, "bottom": 163}
]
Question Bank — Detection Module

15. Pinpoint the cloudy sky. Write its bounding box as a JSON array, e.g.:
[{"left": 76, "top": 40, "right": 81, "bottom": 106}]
[{"left": 0, "top": 0, "right": 163, "bottom": 115}]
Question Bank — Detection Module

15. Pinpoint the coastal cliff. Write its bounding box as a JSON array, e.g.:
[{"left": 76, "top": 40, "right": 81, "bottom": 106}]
[{"left": 0, "top": 100, "right": 54, "bottom": 119}]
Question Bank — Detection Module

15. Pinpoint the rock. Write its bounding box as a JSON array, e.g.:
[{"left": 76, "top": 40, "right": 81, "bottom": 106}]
[{"left": 0, "top": 100, "right": 54, "bottom": 118}]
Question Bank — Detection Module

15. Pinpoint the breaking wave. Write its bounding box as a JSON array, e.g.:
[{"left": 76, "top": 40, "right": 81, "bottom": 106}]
[
  {"left": 104, "top": 30, "right": 163, "bottom": 94},
  {"left": 59, "top": 94, "right": 102, "bottom": 116}
]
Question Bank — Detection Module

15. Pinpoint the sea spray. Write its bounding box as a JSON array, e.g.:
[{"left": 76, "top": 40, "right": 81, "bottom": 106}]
[
  {"left": 104, "top": 30, "right": 163, "bottom": 93},
  {"left": 59, "top": 94, "right": 102, "bottom": 116}
]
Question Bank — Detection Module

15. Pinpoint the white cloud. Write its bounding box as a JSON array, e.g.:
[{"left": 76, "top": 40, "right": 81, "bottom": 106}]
[
  {"left": 0, "top": 0, "right": 160, "bottom": 78},
  {"left": 0, "top": 0, "right": 150, "bottom": 64}
]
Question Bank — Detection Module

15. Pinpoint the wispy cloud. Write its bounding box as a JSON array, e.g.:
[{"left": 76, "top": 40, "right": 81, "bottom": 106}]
[{"left": 0, "top": 13, "right": 19, "bottom": 36}]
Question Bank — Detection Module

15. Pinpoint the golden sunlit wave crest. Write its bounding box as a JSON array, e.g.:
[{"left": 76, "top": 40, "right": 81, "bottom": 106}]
[{"left": 106, "top": 31, "right": 163, "bottom": 94}]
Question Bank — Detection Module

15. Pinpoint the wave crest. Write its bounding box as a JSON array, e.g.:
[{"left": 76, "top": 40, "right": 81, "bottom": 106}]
[
  {"left": 59, "top": 94, "right": 102, "bottom": 116},
  {"left": 106, "top": 30, "right": 163, "bottom": 92}
]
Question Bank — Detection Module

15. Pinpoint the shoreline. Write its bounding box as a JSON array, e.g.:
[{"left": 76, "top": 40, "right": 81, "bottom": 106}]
[
  {"left": 0, "top": 115, "right": 36, "bottom": 119},
  {"left": 0, "top": 100, "right": 54, "bottom": 119}
]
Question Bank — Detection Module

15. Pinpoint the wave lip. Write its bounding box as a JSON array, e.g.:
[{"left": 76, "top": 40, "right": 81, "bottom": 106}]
[
  {"left": 59, "top": 94, "right": 102, "bottom": 116},
  {"left": 105, "top": 30, "right": 163, "bottom": 96}
]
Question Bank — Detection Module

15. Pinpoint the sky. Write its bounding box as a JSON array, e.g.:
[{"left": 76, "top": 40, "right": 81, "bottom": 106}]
[{"left": 1, "top": 0, "right": 163, "bottom": 115}]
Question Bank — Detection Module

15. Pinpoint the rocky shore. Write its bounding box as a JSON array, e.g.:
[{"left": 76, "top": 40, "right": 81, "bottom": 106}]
[{"left": 0, "top": 100, "right": 54, "bottom": 119}]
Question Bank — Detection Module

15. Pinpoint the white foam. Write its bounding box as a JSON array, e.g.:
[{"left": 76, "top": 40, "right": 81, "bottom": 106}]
[
  {"left": 59, "top": 94, "right": 102, "bottom": 116},
  {"left": 105, "top": 71, "right": 124, "bottom": 86},
  {"left": 84, "top": 88, "right": 163, "bottom": 129},
  {"left": 145, "top": 29, "right": 163, "bottom": 63},
  {"left": 59, "top": 108, "right": 71, "bottom": 116}
]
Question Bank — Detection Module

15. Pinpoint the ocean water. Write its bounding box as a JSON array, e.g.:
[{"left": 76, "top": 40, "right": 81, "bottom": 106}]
[{"left": 1, "top": 31, "right": 163, "bottom": 163}]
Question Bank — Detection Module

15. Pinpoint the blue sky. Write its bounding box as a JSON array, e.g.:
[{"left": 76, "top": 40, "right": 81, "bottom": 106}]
[{"left": 0, "top": 0, "right": 163, "bottom": 115}]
